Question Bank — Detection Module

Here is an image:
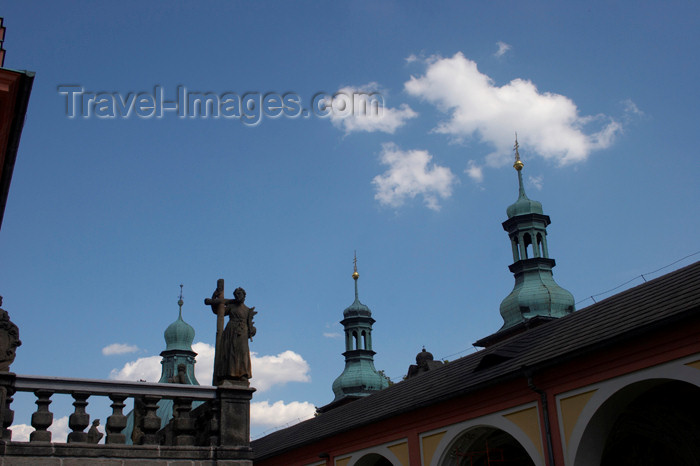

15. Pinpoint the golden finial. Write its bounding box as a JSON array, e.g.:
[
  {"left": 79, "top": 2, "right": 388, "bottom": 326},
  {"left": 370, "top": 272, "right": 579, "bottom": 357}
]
[
  {"left": 352, "top": 251, "right": 359, "bottom": 280},
  {"left": 513, "top": 133, "right": 524, "bottom": 171}
]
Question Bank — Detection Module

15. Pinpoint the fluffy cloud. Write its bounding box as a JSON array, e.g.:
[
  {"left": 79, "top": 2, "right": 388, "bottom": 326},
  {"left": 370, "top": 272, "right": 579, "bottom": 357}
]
[
  {"left": 8, "top": 423, "right": 33, "bottom": 442},
  {"left": 323, "top": 332, "right": 342, "bottom": 339},
  {"left": 372, "top": 143, "right": 456, "bottom": 211},
  {"left": 108, "top": 355, "right": 161, "bottom": 382},
  {"left": 10, "top": 416, "right": 70, "bottom": 443},
  {"left": 404, "top": 52, "right": 622, "bottom": 166},
  {"left": 494, "top": 41, "right": 512, "bottom": 58},
  {"left": 108, "top": 343, "right": 310, "bottom": 393},
  {"left": 327, "top": 83, "right": 417, "bottom": 134},
  {"left": 251, "top": 350, "right": 311, "bottom": 392},
  {"left": 102, "top": 343, "right": 139, "bottom": 356},
  {"left": 251, "top": 400, "right": 316, "bottom": 429}
]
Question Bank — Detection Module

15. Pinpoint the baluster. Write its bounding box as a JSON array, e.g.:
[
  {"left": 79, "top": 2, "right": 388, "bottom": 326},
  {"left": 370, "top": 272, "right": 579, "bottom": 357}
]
[
  {"left": 0, "top": 372, "right": 16, "bottom": 442},
  {"left": 30, "top": 390, "right": 53, "bottom": 442},
  {"left": 67, "top": 392, "right": 90, "bottom": 443},
  {"left": 106, "top": 394, "right": 127, "bottom": 444},
  {"left": 173, "top": 398, "right": 195, "bottom": 446},
  {"left": 139, "top": 395, "right": 161, "bottom": 445},
  {"left": 206, "top": 399, "right": 219, "bottom": 446}
]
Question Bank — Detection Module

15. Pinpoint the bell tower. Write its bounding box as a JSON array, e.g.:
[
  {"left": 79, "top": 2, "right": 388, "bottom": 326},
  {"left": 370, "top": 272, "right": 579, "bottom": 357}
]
[
  {"left": 318, "top": 254, "right": 389, "bottom": 412},
  {"left": 499, "top": 138, "right": 575, "bottom": 331},
  {"left": 476, "top": 138, "right": 575, "bottom": 347}
]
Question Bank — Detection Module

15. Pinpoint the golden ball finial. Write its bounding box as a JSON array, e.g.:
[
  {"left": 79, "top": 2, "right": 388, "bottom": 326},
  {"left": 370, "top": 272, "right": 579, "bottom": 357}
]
[
  {"left": 352, "top": 271, "right": 359, "bottom": 280},
  {"left": 513, "top": 134, "right": 524, "bottom": 171}
]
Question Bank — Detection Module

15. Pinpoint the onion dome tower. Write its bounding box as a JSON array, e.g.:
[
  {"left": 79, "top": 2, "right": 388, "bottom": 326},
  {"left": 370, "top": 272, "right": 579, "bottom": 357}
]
[
  {"left": 158, "top": 285, "right": 199, "bottom": 385},
  {"left": 477, "top": 138, "right": 575, "bottom": 347},
  {"left": 499, "top": 138, "right": 574, "bottom": 328},
  {"left": 319, "top": 255, "right": 389, "bottom": 413},
  {"left": 125, "top": 285, "right": 201, "bottom": 444}
]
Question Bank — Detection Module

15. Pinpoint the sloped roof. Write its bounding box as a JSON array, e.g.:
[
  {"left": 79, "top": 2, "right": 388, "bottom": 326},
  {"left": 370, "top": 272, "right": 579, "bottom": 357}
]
[{"left": 253, "top": 261, "right": 700, "bottom": 461}]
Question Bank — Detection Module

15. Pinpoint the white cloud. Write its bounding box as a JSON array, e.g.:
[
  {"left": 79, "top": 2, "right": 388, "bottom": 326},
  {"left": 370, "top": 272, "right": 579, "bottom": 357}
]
[
  {"left": 494, "top": 41, "right": 512, "bottom": 58},
  {"left": 192, "top": 341, "right": 215, "bottom": 384},
  {"left": 404, "top": 52, "right": 622, "bottom": 166},
  {"left": 108, "top": 343, "right": 310, "bottom": 393},
  {"left": 9, "top": 423, "right": 33, "bottom": 442},
  {"left": 327, "top": 83, "right": 417, "bottom": 134},
  {"left": 102, "top": 343, "right": 139, "bottom": 356},
  {"left": 251, "top": 350, "right": 311, "bottom": 392},
  {"left": 109, "top": 355, "right": 161, "bottom": 382},
  {"left": 372, "top": 143, "right": 456, "bottom": 211},
  {"left": 465, "top": 160, "right": 484, "bottom": 183},
  {"left": 323, "top": 332, "right": 342, "bottom": 339},
  {"left": 251, "top": 400, "right": 315, "bottom": 429},
  {"left": 528, "top": 174, "right": 544, "bottom": 191},
  {"left": 11, "top": 416, "right": 71, "bottom": 443},
  {"left": 49, "top": 416, "right": 70, "bottom": 443}
]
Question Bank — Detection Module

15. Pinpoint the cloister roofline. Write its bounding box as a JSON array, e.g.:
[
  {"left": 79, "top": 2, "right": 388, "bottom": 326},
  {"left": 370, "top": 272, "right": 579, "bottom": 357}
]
[{"left": 252, "top": 260, "right": 700, "bottom": 461}]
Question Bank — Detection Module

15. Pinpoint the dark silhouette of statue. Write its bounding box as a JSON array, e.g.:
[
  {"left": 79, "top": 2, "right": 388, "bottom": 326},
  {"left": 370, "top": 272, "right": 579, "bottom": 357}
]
[
  {"left": 206, "top": 283, "right": 256, "bottom": 386},
  {"left": 0, "top": 297, "right": 21, "bottom": 372},
  {"left": 87, "top": 419, "right": 103, "bottom": 444},
  {"left": 168, "top": 364, "right": 187, "bottom": 384}
]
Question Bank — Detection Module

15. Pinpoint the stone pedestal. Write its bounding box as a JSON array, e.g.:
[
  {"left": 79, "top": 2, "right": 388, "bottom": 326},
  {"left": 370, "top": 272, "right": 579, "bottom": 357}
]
[{"left": 217, "top": 383, "right": 256, "bottom": 447}]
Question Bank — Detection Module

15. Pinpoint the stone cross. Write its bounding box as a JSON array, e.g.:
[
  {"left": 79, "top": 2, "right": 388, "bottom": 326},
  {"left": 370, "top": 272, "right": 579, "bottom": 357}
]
[{"left": 204, "top": 279, "right": 232, "bottom": 384}]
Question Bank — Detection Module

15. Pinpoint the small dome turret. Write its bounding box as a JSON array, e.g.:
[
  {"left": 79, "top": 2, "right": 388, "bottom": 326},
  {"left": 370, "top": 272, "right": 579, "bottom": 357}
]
[
  {"left": 164, "top": 290, "right": 195, "bottom": 352},
  {"left": 497, "top": 137, "right": 575, "bottom": 333},
  {"left": 506, "top": 138, "right": 543, "bottom": 218}
]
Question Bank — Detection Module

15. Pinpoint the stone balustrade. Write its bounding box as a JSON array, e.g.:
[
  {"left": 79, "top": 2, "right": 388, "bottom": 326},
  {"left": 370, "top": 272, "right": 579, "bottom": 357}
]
[{"left": 0, "top": 372, "right": 255, "bottom": 465}]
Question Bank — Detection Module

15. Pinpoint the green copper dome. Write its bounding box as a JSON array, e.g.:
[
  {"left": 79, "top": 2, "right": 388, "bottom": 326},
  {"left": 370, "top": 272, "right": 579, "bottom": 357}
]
[
  {"left": 164, "top": 298, "right": 195, "bottom": 352},
  {"left": 343, "top": 290, "right": 371, "bottom": 317},
  {"left": 499, "top": 138, "right": 575, "bottom": 331},
  {"left": 332, "top": 357, "right": 389, "bottom": 400},
  {"left": 506, "top": 170, "right": 543, "bottom": 218},
  {"left": 330, "top": 258, "right": 389, "bottom": 404},
  {"left": 499, "top": 261, "right": 575, "bottom": 330}
]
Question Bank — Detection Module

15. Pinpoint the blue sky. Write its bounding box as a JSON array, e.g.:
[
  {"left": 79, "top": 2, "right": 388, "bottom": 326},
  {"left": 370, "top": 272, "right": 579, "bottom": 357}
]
[{"left": 1, "top": 1, "right": 699, "bottom": 440}]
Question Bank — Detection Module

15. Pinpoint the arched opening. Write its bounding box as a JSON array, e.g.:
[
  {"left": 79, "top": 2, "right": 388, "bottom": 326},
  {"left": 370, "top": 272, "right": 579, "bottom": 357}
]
[
  {"left": 362, "top": 331, "right": 367, "bottom": 350},
  {"left": 354, "top": 453, "right": 393, "bottom": 466},
  {"left": 575, "top": 379, "right": 700, "bottom": 466},
  {"left": 536, "top": 233, "right": 545, "bottom": 258},
  {"left": 523, "top": 233, "right": 533, "bottom": 259},
  {"left": 353, "top": 331, "right": 359, "bottom": 350},
  {"left": 511, "top": 237, "right": 521, "bottom": 262},
  {"left": 440, "top": 426, "right": 536, "bottom": 465}
]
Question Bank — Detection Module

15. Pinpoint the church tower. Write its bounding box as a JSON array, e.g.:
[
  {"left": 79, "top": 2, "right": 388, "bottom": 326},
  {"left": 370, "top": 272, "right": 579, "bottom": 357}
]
[
  {"left": 158, "top": 285, "right": 199, "bottom": 385},
  {"left": 319, "top": 255, "right": 389, "bottom": 412},
  {"left": 499, "top": 138, "right": 575, "bottom": 329},
  {"left": 477, "top": 138, "right": 575, "bottom": 347}
]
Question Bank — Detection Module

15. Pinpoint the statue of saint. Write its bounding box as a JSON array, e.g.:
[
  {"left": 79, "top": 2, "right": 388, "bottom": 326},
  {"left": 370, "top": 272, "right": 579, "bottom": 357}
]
[
  {"left": 87, "top": 419, "right": 104, "bottom": 444},
  {"left": 0, "top": 297, "right": 21, "bottom": 372},
  {"left": 207, "top": 285, "right": 257, "bottom": 385}
]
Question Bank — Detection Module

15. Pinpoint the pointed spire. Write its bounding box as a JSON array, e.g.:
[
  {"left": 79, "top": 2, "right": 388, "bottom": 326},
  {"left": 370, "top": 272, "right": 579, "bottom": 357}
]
[
  {"left": 513, "top": 134, "right": 527, "bottom": 199},
  {"left": 513, "top": 133, "right": 524, "bottom": 171},
  {"left": 352, "top": 251, "right": 359, "bottom": 300},
  {"left": 177, "top": 284, "right": 184, "bottom": 319}
]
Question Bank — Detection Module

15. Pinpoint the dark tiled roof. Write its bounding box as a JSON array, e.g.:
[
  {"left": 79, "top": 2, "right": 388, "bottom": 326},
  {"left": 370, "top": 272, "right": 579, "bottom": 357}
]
[{"left": 253, "top": 261, "right": 700, "bottom": 461}]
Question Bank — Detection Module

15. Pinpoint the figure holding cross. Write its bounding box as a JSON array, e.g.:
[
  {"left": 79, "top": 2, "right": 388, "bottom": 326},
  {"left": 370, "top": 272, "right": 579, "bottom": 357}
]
[{"left": 205, "top": 280, "right": 257, "bottom": 386}]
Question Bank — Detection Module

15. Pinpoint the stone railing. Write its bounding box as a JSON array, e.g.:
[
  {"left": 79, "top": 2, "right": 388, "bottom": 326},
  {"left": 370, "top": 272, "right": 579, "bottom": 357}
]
[{"left": 0, "top": 372, "right": 255, "bottom": 465}]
